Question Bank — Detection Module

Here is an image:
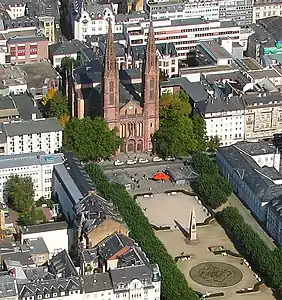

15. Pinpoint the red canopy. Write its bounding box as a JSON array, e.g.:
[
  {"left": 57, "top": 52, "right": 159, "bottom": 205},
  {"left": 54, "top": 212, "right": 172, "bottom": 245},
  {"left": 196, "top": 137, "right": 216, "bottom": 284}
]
[{"left": 152, "top": 172, "right": 170, "bottom": 181}]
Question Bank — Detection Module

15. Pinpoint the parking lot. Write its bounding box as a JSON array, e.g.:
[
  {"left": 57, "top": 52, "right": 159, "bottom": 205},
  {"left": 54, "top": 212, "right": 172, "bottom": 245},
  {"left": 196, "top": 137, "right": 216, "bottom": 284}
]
[{"left": 136, "top": 192, "right": 209, "bottom": 228}]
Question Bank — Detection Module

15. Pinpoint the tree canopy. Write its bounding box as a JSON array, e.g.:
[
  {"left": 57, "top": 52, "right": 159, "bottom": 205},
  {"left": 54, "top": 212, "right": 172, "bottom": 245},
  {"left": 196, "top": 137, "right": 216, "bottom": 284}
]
[
  {"left": 6, "top": 175, "right": 34, "bottom": 213},
  {"left": 191, "top": 153, "right": 232, "bottom": 209},
  {"left": 60, "top": 57, "right": 80, "bottom": 71},
  {"left": 217, "top": 207, "right": 282, "bottom": 291},
  {"left": 42, "top": 89, "right": 70, "bottom": 121},
  {"left": 63, "top": 117, "right": 121, "bottom": 161}
]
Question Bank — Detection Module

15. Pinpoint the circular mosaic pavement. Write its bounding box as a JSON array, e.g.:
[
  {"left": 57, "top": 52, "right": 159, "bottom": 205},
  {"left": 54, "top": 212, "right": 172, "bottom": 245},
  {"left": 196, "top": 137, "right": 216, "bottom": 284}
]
[{"left": 189, "top": 262, "right": 243, "bottom": 287}]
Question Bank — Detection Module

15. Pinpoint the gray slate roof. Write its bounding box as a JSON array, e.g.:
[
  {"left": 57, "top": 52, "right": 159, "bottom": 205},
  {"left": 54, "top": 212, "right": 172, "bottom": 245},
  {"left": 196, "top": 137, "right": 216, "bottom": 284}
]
[
  {"left": 0, "top": 275, "right": 17, "bottom": 299},
  {"left": 217, "top": 144, "right": 282, "bottom": 203},
  {"left": 21, "top": 221, "right": 68, "bottom": 235},
  {"left": 2, "top": 117, "right": 62, "bottom": 136}
]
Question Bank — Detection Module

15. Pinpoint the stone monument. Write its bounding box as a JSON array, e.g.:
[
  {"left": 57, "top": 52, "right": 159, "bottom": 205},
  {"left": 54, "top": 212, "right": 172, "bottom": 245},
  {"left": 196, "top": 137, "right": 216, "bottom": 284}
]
[{"left": 189, "top": 209, "right": 197, "bottom": 241}]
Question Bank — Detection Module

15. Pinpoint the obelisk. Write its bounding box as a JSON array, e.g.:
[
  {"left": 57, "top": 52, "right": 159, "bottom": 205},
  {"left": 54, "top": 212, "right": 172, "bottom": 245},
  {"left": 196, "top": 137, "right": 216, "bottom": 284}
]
[{"left": 189, "top": 209, "right": 197, "bottom": 241}]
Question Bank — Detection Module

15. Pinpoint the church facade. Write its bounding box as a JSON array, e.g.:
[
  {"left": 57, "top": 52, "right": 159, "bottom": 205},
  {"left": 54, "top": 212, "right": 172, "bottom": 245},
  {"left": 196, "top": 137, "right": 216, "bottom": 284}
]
[{"left": 70, "top": 22, "right": 160, "bottom": 153}]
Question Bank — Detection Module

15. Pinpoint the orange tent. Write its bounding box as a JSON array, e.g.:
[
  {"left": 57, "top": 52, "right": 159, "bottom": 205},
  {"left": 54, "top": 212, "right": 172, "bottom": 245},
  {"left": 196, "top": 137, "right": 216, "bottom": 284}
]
[{"left": 152, "top": 172, "right": 170, "bottom": 181}]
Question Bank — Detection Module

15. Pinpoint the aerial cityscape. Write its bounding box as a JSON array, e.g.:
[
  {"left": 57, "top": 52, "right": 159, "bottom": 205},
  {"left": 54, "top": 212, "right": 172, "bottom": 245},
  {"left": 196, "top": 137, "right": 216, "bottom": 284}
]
[{"left": 1, "top": 0, "right": 282, "bottom": 299}]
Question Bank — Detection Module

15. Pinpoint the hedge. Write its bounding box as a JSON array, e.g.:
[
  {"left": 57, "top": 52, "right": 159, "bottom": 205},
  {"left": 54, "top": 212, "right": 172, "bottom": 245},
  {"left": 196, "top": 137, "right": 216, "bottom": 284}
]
[
  {"left": 217, "top": 207, "right": 282, "bottom": 291},
  {"left": 86, "top": 163, "right": 199, "bottom": 300}
]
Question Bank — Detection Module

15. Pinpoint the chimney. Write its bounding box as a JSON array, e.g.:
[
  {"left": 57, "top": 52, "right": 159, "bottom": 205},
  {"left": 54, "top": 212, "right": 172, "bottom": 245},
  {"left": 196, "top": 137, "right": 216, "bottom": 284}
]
[{"left": 31, "top": 113, "right": 37, "bottom": 120}]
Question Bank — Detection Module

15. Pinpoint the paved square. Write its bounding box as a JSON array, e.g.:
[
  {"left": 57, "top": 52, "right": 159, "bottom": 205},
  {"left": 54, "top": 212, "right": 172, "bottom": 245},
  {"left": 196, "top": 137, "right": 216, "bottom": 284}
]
[
  {"left": 156, "top": 222, "right": 274, "bottom": 300},
  {"left": 136, "top": 192, "right": 208, "bottom": 228}
]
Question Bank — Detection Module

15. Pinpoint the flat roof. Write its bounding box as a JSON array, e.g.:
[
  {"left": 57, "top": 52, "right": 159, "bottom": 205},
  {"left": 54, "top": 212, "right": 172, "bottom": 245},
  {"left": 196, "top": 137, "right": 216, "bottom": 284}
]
[
  {"left": 240, "top": 58, "right": 261, "bottom": 71},
  {"left": 0, "top": 64, "right": 26, "bottom": 87},
  {"left": 2, "top": 117, "right": 62, "bottom": 136},
  {"left": 19, "top": 61, "right": 58, "bottom": 89},
  {"left": 248, "top": 69, "right": 280, "bottom": 80},
  {"left": 0, "top": 152, "right": 64, "bottom": 170},
  {"left": 21, "top": 221, "right": 68, "bottom": 234},
  {"left": 199, "top": 41, "right": 231, "bottom": 60},
  {"left": 180, "top": 65, "right": 233, "bottom": 75}
]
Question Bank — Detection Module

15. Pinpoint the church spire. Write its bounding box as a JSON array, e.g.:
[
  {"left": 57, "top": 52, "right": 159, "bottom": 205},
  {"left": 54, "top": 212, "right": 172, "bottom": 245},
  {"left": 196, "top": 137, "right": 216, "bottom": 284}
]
[
  {"left": 104, "top": 20, "right": 117, "bottom": 75},
  {"left": 103, "top": 20, "right": 119, "bottom": 129},
  {"left": 145, "top": 21, "right": 157, "bottom": 73}
]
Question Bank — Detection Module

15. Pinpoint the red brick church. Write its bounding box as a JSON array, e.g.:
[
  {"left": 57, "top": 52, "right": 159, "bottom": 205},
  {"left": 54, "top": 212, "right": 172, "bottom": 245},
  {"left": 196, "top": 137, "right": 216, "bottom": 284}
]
[{"left": 70, "top": 22, "right": 160, "bottom": 153}]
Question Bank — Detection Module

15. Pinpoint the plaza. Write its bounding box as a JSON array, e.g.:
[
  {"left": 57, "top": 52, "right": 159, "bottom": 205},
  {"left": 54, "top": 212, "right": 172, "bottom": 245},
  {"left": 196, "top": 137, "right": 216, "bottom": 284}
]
[
  {"left": 136, "top": 190, "right": 275, "bottom": 300},
  {"left": 136, "top": 192, "right": 208, "bottom": 228}
]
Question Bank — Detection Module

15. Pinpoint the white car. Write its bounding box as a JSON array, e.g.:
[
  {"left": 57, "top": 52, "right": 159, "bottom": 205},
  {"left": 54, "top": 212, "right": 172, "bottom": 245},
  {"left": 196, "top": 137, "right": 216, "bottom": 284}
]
[
  {"left": 114, "top": 160, "right": 124, "bottom": 166},
  {"left": 152, "top": 156, "right": 163, "bottom": 162},
  {"left": 165, "top": 156, "right": 175, "bottom": 161},
  {"left": 126, "top": 159, "right": 137, "bottom": 165},
  {"left": 138, "top": 158, "right": 149, "bottom": 164}
]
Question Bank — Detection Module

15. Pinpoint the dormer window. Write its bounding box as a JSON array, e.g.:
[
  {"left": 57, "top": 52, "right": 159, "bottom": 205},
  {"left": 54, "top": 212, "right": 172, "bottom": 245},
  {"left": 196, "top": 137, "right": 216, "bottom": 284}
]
[
  {"left": 53, "top": 293, "right": 57, "bottom": 297},
  {"left": 60, "top": 292, "right": 65, "bottom": 296},
  {"left": 45, "top": 294, "right": 50, "bottom": 298},
  {"left": 37, "top": 296, "right": 42, "bottom": 300}
]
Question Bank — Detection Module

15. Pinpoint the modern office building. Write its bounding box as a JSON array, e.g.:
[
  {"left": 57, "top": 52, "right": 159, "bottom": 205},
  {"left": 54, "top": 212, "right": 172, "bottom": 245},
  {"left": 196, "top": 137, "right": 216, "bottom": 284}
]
[{"left": 0, "top": 151, "right": 64, "bottom": 201}]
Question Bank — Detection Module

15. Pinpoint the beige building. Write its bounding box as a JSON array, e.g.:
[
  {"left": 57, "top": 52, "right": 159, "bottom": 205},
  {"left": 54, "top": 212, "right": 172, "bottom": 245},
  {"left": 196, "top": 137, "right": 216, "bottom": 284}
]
[
  {"left": 39, "top": 16, "right": 56, "bottom": 44},
  {"left": 253, "top": 0, "right": 282, "bottom": 23},
  {"left": 244, "top": 92, "right": 282, "bottom": 139}
]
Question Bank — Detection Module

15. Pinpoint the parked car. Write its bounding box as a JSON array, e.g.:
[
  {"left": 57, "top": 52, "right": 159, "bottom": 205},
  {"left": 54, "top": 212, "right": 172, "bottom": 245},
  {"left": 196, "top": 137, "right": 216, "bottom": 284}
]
[
  {"left": 152, "top": 156, "right": 163, "bottom": 162},
  {"left": 126, "top": 159, "right": 137, "bottom": 165},
  {"left": 165, "top": 156, "right": 175, "bottom": 161},
  {"left": 138, "top": 158, "right": 149, "bottom": 164},
  {"left": 114, "top": 160, "right": 124, "bottom": 166}
]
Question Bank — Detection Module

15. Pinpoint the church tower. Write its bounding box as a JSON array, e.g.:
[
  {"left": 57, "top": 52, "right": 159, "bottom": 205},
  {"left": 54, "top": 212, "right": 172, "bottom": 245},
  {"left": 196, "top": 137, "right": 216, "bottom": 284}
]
[
  {"left": 143, "top": 22, "right": 159, "bottom": 151},
  {"left": 103, "top": 21, "right": 120, "bottom": 129}
]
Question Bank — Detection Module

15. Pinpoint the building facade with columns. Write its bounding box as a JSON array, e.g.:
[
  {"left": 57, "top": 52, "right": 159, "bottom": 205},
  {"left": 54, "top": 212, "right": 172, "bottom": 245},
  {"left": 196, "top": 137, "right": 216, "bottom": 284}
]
[{"left": 69, "top": 22, "right": 159, "bottom": 153}]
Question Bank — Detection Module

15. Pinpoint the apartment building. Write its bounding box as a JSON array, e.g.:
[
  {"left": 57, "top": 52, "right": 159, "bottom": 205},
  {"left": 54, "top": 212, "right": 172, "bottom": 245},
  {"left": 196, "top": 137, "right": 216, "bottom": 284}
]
[
  {"left": 0, "top": 151, "right": 64, "bottom": 201},
  {"left": 39, "top": 16, "right": 56, "bottom": 44},
  {"left": 1, "top": 0, "right": 26, "bottom": 19},
  {"left": 124, "top": 18, "right": 241, "bottom": 59},
  {"left": 74, "top": 3, "right": 115, "bottom": 41},
  {"left": 7, "top": 35, "right": 49, "bottom": 64},
  {"left": 0, "top": 117, "right": 63, "bottom": 155},
  {"left": 253, "top": 0, "right": 282, "bottom": 23}
]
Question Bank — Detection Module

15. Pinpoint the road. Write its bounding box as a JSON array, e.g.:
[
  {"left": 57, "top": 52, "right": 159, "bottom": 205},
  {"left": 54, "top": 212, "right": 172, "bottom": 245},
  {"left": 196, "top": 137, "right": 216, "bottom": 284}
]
[
  {"left": 226, "top": 194, "right": 276, "bottom": 250},
  {"left": 100, "top": 160, "right": 183, "bottom": 171}
]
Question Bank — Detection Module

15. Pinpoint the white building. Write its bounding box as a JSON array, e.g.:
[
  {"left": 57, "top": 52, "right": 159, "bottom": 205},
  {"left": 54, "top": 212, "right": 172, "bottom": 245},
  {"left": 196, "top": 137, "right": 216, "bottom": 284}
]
[
  {"left": 253, "top": 0, "right": 282, "bottom": 23},
  {"left": 125, "top": 18, "right": 241, "bottom": 59},
  {"left": 0, "top": 117, "right": 63, "bottom": 155},
  {"left": 4, "top": 3, "right": 26, "bottom": 19},
  {"left": 74, "top": 3, "right": 115, "bottom": 41},
  {"left": 20, "top": 222, "right": 69, "bottom": 257},
  {"left": 0, "top": 151, "right": 64, "bottom": 201},
  {"left": 145, "top": 0, "right": 220, "bottom": 21}
]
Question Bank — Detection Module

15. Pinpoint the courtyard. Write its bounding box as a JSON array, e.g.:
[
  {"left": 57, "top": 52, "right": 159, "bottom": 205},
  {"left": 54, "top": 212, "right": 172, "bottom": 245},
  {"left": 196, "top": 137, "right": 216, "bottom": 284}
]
[{"left": 136, "top": 191, "right": 275, "bottom": 299}]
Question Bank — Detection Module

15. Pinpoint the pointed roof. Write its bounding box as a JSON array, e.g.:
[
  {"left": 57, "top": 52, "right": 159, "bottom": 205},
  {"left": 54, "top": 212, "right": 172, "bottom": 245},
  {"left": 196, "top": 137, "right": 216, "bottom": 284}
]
[
  {"left": 104, "top": 20, "right": 117, "bottom": 74},
  {"left": 145, "top": 22, "right": 157, "bottom": 73}
]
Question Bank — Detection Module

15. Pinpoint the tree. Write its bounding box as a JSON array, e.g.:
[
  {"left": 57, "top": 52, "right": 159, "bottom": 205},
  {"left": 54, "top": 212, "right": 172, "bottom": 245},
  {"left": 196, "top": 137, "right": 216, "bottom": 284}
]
[
  {"left": 191, "top": 152, "right": 218, "bottom": 175},
  {"left": 154, "top": 110, "right": 195, "bottom": 157},
  {"left": 207, "top": 136, "right": 220, "bottom": 152},
  {"left": 194, "top": 174, "right": 229, "bottom": 209},
  {"left": 60, "top": 57, "right": 80, "bottom": 71},
  {"left": 6, "top": 175, "right": 34, "bottom": 213},
  {"left": 43, "top": 91, "right": 69, "bottom": 119},
  {"left": 160, "top": 92, "right": 191, "bottom": 118},
  {"left": 63, "top": 117, "right": 121, "bottom": 161},
  {"left": 191, "top": 116, "right": 207, "bottom": 151}
]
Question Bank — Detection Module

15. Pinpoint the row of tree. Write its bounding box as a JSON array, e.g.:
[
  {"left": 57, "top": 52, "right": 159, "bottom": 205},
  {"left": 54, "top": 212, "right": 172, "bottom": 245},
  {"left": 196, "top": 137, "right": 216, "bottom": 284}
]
[
  {"left": 191, "top": 153, "right": 232, "bottom": 209},
  {"left": 85, "top": 163, "right": 199, "bottom": 300},
  {"left": 153, "top": 91, "right": 219, "bottom": 157},
  {"left": 217, "top": 207, "right": 282, "bottom": 291}
]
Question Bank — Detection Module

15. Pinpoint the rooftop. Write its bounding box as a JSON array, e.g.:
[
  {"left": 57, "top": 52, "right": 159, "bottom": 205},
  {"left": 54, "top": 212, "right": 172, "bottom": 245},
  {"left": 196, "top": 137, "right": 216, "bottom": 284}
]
[
  {"left": 234, "top": 140, "right": 277, "bottom": 156},
  {"left": 217, "top": 143, "right": 282, "bottom": 203},
  {"left": 199, "top": 40, "right": 231, "bottom": 60},
  {"left": 21, "top": 221, "right": 68, "bottom": 235},
  {"left": 2, "top": 117, "right": 62, "bottom": 136},
  {"left": 18, "top": 62, "right": 59, "bottom": 89},
  {"left": 23, "top": 237, "right": 49, "bottom": 255},
  {"left": 0, "top": 64, "right": 26, "bottom": 88},
  {"left": 0, "top": 275, "right": 17, "bottom": 299}
]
